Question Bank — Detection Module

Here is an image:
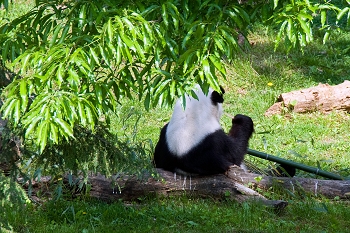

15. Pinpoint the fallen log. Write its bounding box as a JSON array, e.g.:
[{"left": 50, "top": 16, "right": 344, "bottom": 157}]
[
  {"left": 265, "top": 80, "right": 350, "bottom": 116},
  {"left": 83, "top": 168, "right": 288, "bottom": 210},
  {"left": 23, "top": 168, "right": 287, "bottom": 210},
  {"left": 85, "top": 166, "right": 349, "bottom": 201},
  {"left": 226, "top": 166, "right": 350, "bottom": 199},
  {"left": 24, "top": 166, "right": 350, "bottom": 210}
]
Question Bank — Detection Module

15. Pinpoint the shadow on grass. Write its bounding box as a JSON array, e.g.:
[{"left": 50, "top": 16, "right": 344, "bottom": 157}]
[{"left": 246, "top": 31, "right": 350, "bottom": 87}]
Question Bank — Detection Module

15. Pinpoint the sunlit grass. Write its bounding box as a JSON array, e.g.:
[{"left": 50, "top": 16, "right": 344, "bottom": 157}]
[
  {"left": 3, "top": 196, "right": 350, "bottom": 233},
  {"left": 0, "top": 0, "right": 35, "bottom": 24}
]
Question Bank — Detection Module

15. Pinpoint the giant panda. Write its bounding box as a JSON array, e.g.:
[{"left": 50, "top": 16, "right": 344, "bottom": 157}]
[{"left": 153, "top": 85, "right": 254, "bottom": 175}]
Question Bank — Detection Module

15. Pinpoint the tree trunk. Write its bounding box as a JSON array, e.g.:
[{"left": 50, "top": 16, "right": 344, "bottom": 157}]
[
  {"left": 265, "top": 80, "right": 350, "bottom": 116},
  {"left": 0, "top": 62, "right": 16, "bottom": 88}
]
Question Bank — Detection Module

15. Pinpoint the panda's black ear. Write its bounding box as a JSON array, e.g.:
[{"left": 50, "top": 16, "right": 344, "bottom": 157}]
[
  {"left": 220, "top": 86, "right": 225, "bottom": 94},
  {"left": 211, "top": 86, "right": 225, "bottom": 104}
]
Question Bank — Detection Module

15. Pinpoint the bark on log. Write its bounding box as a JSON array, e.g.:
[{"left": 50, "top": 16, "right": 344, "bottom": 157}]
[
  {"left": 226, "top": 166, "right": 350, "bottom": 199},
  {"left": 23, "top": 166, "right": 350, "bottom": 210},
  {"left": 84, "top": 167, "right": 349, "bottom": 201},
  {"left": 83, "top": 168, "right": 288, "bottom": 210},
  {"left": 265, "top": 80, "right": 350, "bottom": 116}
]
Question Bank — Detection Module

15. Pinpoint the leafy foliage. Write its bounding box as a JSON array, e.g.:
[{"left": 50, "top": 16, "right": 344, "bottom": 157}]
[
  {"left": 271, "top": 0, "right": 349, "bottom": 51},
  {"left": 0, "top": 0, "right": 349, "bottom": 179},
  {"left": 1, "top": 0, "right": 250, "bottom": 154},
  {"left": 0, "top": 173, "right": 29, "bottom": 206},
  {"left": 35, "top": 123, "right": 154, "bottom": 178},
  {"left": 0, "top": 172, "right": 30, "bottom": 231}
]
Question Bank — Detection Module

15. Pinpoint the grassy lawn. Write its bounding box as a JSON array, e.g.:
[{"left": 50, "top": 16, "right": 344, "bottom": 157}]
[
  {"left": 2, "top": 195, "right": 350, "bottom": 232},
  {"left": 1, "top": 1, "right": 350, "bottom": 233}
]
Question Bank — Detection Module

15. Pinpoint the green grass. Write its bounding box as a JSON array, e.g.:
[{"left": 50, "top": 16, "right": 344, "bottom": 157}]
[
  {"left": 0, "top": 0, "right": 36, "bottom": 24},
  {"left": 2, "top": 196, "right": 350, "bottom": 233}
]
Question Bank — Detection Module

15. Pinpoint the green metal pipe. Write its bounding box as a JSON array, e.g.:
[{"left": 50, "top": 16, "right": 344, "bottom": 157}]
[{"left": 247, "top": 148, "right": 343, "bottom": 180}]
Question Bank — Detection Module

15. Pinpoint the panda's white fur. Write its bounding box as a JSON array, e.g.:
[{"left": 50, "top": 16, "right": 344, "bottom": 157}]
[
  {"left": 165, "top": 86, "right": 223, "bottom": 156},
  {"left": 153, "top": 85, "right": 254, "bottom": 175}
]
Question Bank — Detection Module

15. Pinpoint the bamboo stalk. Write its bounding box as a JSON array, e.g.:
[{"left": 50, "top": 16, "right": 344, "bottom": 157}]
[{"left": 247, "top": 148, "right": 343, "bottom": 180}]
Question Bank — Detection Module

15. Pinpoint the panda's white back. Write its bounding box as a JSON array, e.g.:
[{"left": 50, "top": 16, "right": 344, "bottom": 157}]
[{"left": 166, "top": 86, "right": 223, "bottom": 157}]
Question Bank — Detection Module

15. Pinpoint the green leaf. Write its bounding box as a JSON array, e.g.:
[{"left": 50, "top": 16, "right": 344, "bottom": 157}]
[
  {"left": 25, "top": 116, "right": 42, "bottom": 138},
  {"left": 298, "top": 12, "right": 313, "bottom": 21},
  {"left": 19, "top": 53, "right": 32, "bottom": 74},
  {"left": 202, "top": 58, "right": 210, "bottom": 75},
  {"left": 95, "top": 85, "right": 103, "bottom": 104},
  {"left": 50, "top": 122, "right": 59, "bottom": 144},
  {"left": 115, "top": 43, "right": 122, "bottom": 65},
  {"left": 321, "top": 10, "right": 327, "bottom": 27},
  {"left": 144, "top": 92, "right": 150, "bottom": 111},
  {"left": 1, "top": 40, "right": 10, "bottom": 61},
  {"left": 67, "top": 68, "right": 80, "bottom": 91},
  {"left": 323, "top": 31, "right": 330, "bottom": 44},
  {"left": 227, "top": 10, "right": 243, "bottom": 29},
  {"left": 275, "top": 20, "right": 288, "bottom": 50},
  {"left": 213, "top": 35, "right": 225, "bottom": 53},
  {"left": 89, "top": 47, "right": 101, "bottom": 66},
  {"left": 77, "top": 102, "right": 86, "bottom": 126},
  {"left": 122, "top": 17, "right": 137, "bottom": 39},
  {"left": 11, "top": 44, "right": 16, "bottom": 61},
  {"left": 161, "top": 3, "right": 169, "bottom": 27},
  {"left": 154, "top": 69, "right": 172, "bottom": 79},
  {"left": 42, "top": 21, "right": 53, "bottom": 42},
  {"left": 50, "top": 24, "right": 62, "bottom": 48},
  {"left": 37, "top": 121, "right": 48, "bottom": 152},
  {"left": 287, "top": 18, "right": 294, "bottom": 43},
  {"left": 53, "top": 118, "right": 74, "bottom": 138},
  {"left": 57, "top": 63, "right": 65, "bottom": 86},
  {"left": 107, "top": 19, "right": 114, "bottom": 42},
  {"left": 61, "top": 95, "right": 77, "bottom": 121},
  {"left": 261, "top": 4, "right": 270, "bottom": 22},
  {"left": 58, "top": 24, "right": 70, "bottom": 44},
  {"left": 220, "top": 27, "right": 238, "bottom": 49},
  {"left": 297, "top": 15, "right": 312, "bottom": 40},
  {"left": 170, "top": 80, "right": 176, "bottom": 98},
  {"left": 78, "top": 4, "right": 87, "bottom": 28},
  {"left": 208, "top": 55, "right": 225, "bottom": 75},
  {"left": 2, "top": 97, "right": 17, "bottom": 119},
  {"left": 337, "top": 7, "right": 349, "bottom": 23},
  {"left": 99, "top": 45, "right": 111, "bottom": 67},
  {"left": 13, "top": 99, "right": 21, "bottom": 125},
  {"left": 19, "top": 80, "right": 28, "bottom": 112},
  {"left": 120, "top": 44, "right": 133, "bottom": 64},
  {"left": 300, "top": 33, "right": 307, "bottom": 47},
  {"left": 84, "top": 104, "right": 96, "bottom": 129}
]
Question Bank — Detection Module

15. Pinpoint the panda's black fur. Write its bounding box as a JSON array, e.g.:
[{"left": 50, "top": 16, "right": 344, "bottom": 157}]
[{"left": 153, "top": 86, "right": 254, "bottom": 175}]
